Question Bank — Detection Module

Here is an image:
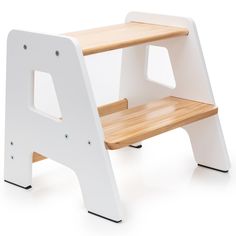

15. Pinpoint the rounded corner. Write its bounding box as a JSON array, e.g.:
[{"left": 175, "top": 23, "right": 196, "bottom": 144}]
[{"left": 7, "top": 29, "right": 18, "bottom": 43}]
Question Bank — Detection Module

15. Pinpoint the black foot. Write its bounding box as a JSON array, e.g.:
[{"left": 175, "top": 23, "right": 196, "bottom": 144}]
[
  {"left": 129, "top": 144, "right": 142, "bottom": 149},
  {"left": 198, "top": 164, "right": 229, "bottom": 173},
  {"left": 88, "top": 211, "right": 122, "bottom": 223},
  {"left": 4, "top": 180, "right": 32, "bottom": 189}
]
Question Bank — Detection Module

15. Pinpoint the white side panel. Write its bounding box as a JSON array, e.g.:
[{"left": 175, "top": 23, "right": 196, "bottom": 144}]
[
  {"left": 120, "top": 44, "right": 172, "bottom": 107},
  {"left": 5, "top": 30, "right": 122, "bottom": 221},
  {"left": 120, "top": 12, "right": 215, "bottom": 105},
  {"left": 184, "top": 115, "right": 230, "bottom": 171},
  {"left": 120, "top": 12, "right": 230, "bottom": 171}
]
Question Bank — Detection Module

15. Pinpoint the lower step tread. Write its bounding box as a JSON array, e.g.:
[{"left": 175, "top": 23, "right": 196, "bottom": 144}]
[{"left": 101, "top": 96, "right": 217, "bottom": 150}]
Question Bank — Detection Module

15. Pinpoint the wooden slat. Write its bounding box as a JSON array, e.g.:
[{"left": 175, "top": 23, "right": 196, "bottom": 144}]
[
  {"left": 98, "top": 98, "right": 128, "bottom": 117},
  {"left": 64, "top": 22, "right": 189, "bottom": 55},
  {"left": 101, "top": 96, "right": 218, "bottom": 150},
  {"left": 32, "top": 99, "right": 128, "bottom": 162},
  {"left": 33, "top": 152, "right": 46, "bottom": 162}
]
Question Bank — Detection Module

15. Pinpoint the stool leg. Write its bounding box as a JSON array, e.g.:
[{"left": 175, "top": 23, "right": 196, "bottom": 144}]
[
  {"left": 69, "top": 150, "right": 122, "bottom": 223},
  {"left": 184, "top": 115, "right": 230, "bottom": 172},
  {"left": 4, "top": 148, "right": 32, "bottom": 189}
]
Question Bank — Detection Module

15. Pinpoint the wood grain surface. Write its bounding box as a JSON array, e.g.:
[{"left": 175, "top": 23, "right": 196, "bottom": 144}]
[
  {"left": 64, "top": 22, "right": 188, "bottom": 55},
  {"left": 101, "top": 97, "right": 217, "bottom": 150}
]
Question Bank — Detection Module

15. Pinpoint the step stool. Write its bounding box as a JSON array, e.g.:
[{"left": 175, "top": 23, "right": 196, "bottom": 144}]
[{"left": 4, "top": 12, "right": 230, "bottom": 223}]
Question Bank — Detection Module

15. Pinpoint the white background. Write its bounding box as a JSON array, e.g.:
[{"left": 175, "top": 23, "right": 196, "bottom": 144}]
[{"left": 0, "top": 1, "right": 236, "bottom": 235}]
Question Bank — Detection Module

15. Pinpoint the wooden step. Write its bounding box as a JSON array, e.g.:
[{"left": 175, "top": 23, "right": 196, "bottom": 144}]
[
  {"left": 101, "top": 96, "right": 218, "bottom": 150},
  {"left": 64, "top": 22, "right": 189, "bottom": 55},
  {"left": 33, "top": 96, "right": 217, "bottom": 161}
]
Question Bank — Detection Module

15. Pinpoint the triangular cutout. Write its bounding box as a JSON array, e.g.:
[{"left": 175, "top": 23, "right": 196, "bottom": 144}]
[
  {"left": 33, "top": 70, "right": 62, "bottom": 120},
  {"left": 147, "top": 45, "right": 176, "bottom": 89}
]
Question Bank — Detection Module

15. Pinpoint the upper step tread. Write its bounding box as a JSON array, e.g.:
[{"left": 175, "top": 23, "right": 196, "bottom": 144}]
[
  {"left": 101, "top": 96, "right": 217, "bottom": 150},
  {"left": 64, "top": 22, "right": 189, "bottom": 55}
]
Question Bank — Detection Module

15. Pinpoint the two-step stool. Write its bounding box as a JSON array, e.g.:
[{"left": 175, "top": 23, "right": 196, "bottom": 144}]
[{"left": 4, "top": 12, "right": 230, "bottom": 222}]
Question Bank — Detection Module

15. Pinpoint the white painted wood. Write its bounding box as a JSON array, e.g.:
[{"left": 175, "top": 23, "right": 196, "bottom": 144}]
[
  {"left": 120, "top": 12, "right": 215, "bottom": 106},
  {"left": 4, "top": 30, "right": 122, "bottom": 221},
  {"left": 120, "top": 43, "right": 172, "bottom": 107},
  {"left": 120, "top": 12, "right": 230, "bottom": 171},
  {"left": 184, "top": 115, "right": 230, "bottom": 171},
  {"left": 4, "top": 13, "right": 230, "bottom": 224},
  {"left": 147, "top": 45, "right": 176, "bottom": 89}
]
